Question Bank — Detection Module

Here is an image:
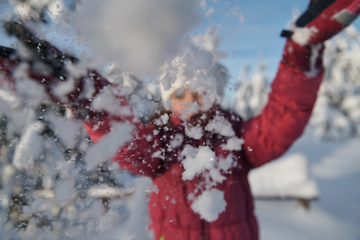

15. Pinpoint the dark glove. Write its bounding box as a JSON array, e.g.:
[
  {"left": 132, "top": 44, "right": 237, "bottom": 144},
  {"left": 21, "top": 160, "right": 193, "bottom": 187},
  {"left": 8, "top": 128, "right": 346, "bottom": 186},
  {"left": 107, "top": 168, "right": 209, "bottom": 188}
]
[{"left": 281, "top": 0, "right": 360, "bottom": 73}]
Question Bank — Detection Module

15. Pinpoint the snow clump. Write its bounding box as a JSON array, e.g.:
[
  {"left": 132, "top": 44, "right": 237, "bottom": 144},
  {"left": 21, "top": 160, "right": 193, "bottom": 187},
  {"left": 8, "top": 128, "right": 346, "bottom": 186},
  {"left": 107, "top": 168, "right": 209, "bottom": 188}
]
[
  {"left": 185, "top": 124, "right": 204, "bottom": 139},
  {"left": 181, "top": 146, "right": 216, "bottom": 181},
  {"left": 91, "top": 87, "right": 132, "bottom": 116},
  {"left": 222, "top": 137, "right": 244, "bottom": 151},
  {"left": 85, "top": 122, "right": 134, "bottom": 170},
  {"left": 291, "top": 26, "right": 318, "bottom": 46},
  {"left": 205, "top": 115, "right": 235, "bottom": 137},
  {"left": 191, "top": 188, "right": 227, "bottom": 222}
]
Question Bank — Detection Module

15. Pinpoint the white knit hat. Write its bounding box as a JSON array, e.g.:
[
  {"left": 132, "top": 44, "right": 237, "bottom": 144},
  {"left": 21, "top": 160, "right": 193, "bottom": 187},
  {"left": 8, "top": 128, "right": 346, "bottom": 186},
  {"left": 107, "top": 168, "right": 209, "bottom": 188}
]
[{"left": 159, "top": 48, "right": 227, "bottom": 110}]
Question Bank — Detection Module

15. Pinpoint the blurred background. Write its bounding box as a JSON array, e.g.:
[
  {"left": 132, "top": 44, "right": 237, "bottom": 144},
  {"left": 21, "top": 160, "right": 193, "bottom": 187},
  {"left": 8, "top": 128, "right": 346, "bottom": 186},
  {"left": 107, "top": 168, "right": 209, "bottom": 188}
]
[{"left": 0, "top": 0, "right": 360, "bottom": 239}]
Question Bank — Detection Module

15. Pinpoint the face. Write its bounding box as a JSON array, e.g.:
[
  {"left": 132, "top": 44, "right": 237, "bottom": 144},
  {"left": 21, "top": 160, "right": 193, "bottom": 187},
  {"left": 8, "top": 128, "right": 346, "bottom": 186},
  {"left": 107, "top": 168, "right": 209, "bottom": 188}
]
[{"left": 170, "top": 89, "right": 203, "bottom": 121}]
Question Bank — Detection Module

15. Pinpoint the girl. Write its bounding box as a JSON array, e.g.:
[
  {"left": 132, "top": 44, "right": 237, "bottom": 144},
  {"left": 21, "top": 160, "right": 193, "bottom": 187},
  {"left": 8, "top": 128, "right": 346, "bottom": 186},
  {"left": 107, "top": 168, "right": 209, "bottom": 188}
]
[{"left": 0, "top": 0, "right": 359, "bottom": 239}]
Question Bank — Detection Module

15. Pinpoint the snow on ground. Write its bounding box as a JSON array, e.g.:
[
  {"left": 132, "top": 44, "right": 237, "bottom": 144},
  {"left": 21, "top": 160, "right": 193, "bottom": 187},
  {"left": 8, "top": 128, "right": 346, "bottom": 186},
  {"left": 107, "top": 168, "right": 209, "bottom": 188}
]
[
  {"left": 255, "top": 135, "right": 360, "bottom": 240},
  {"left": 249, "top": 153, "right": 319, "bottom": 199}
]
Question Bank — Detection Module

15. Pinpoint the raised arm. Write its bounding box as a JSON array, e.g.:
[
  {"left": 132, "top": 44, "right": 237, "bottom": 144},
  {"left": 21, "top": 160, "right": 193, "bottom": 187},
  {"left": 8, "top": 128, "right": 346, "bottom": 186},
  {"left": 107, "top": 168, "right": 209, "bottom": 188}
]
[{"left": 241, "top": 0, "right": 360, "bottom": 168}]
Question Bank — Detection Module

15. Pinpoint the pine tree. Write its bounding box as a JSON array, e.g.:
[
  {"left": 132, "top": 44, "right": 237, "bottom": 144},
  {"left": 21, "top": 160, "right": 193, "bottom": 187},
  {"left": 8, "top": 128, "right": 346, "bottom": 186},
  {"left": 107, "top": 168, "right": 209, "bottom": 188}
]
[
  {"left": 0, "top": 93, "right": 134, "bottom": 238},
  {"left": 309, "top": 26, "right": 360, "bottom": 139},
  {"left": 234, "top": 60, "right": 270, "bottom": 120}
]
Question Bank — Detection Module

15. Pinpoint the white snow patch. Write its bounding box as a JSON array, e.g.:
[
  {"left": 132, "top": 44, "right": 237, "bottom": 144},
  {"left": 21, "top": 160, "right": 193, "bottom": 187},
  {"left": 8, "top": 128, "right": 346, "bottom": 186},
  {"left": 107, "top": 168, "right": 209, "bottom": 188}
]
[
  {"left": 181, "top": 145, "right": 216, "bottom": 181},
  {"left": 47, "top": 0, "right": 67, "bottom": 23},
  {"left": 53, "top": 78, "right": 76, "bottom": 102},
  {"left": 306, "top": 43, "right": 324, "bottom": 77},
  {"left": 205, "top": 115, "right": 235, "bottom": 136},
  {"left": 170, "top": 133, "right": 184, "bottom": 149},
  {"left": 222, "top": 137, "right": 244, "bottom": 151},
  {"left": 218, "top": 154, "right": 235, "bottom": 172},
  {"left": 249, "top": 153, "right": 318, "bottom": 199},
  {"left": 153, "top": 113, "right": 169, "bottom": 125},
  {"left": 85, "top": 122, "right": 134, "bottom": 170},
  {"left": 1, "top": 165, "right": 15, "bottom": 187},
  {"left": 81, "top": 77, "right": 96, "bottom": 100},
  {"left": 87, "top": 184, "right": 133, "bottom": 199},
  {"left": 191, "top": 188, "right": 226, "bottom": 222},
  {"left": 191, "top": 28, "right": 227, "bottom": 63},
  {"left": 91, "top": 87, "right": 132, "bottom": 116},
  {"left": 185, "top": 124, "right": 203, "bottom": 139},
  {"left": 291, "top": 26, "right": 318, "bottom": 46},
  {"left": 46, "top": 112, "right": 82, "bottom": 148},
  {"left": 160, "top": 113, "right": 169, "bottom": 124},
  {"left": 14, "top": 64, "right": 47, "bottom": 107},
  {"left": 13, "top": 121, "right": 44, "bottom": 171},
  {"left": 125, "top": 177, "right": 152, "bottom": 240},
  {"left": 97, "top": 209, "right": 122, "bottom": 232},
  {"left": 54, "top": 179, "right": 76, "bottom": 202},
  {"left": 151, "top": 150, "right": 163, "bottom": 158},
  {"left": 0, "top": 89, "right": 17, "bottom": 115},
  {"left": 209, "top": 168, "right": 226, "bottom": 183},
  {"left": 0, "top": 88, "right": 16, "bottom": 104},
  {"left": 312, "top": 139, "right": 360, "bottom": 179}
]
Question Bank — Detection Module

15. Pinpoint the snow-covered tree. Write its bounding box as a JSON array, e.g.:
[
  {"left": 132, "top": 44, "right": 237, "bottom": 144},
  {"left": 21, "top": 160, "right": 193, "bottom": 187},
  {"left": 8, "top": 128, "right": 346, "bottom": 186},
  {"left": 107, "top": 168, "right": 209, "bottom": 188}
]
[
  {"left": 234, "top": 60, "right": 270, "bottom": 120},
  {"left": 0, "top": 91, "right": 140, "bottom": 238},
  {"left": 0, "top": 20, "right": 155, "bottom": 240},
  {"left": 309, "top": 26, "right": 360, "bottom": 139}
]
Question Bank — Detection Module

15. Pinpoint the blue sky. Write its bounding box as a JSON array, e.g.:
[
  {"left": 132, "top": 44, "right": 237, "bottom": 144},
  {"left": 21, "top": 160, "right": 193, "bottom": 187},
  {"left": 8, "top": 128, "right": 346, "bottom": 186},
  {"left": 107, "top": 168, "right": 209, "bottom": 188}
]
[{"left": 195, "top": 0, "right": 360, "bottom": 81}]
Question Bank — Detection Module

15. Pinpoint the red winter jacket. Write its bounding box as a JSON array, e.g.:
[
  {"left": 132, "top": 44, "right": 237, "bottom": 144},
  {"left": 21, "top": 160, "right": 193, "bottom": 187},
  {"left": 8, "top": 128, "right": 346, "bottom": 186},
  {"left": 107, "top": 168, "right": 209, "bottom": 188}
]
[
  {"left": 83, "top": 62, "right": 324, "bottom": 240},
  {"left": 0, "top": 41, "right": 324, "bottom": 240}
]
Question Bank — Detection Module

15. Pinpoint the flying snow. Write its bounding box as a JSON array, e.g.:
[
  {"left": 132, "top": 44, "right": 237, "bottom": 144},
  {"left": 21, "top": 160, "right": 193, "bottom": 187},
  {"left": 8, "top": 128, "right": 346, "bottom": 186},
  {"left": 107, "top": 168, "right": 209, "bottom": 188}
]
[
  {"left": 291, "top": 26, "right": 318, "bottom": 46},
  {"left": 54, "top": 179, "right": 76, "bottom": 202},
  {"left": 181, "top": 145, "right": 216, "bottom": 181},
  {"left": 46, "top": 112, "right": 82, "bottom": 149},
  {"left": 13, "top": 121, "right": 44, "bottom": 171},
  {"left": 85, "top": 122, "right": 134, "bottom": 170},
  {"left": 205, "top": 115, "right": 235, "bottom": 137},
  {"left": 71, "top": 0, "right": 200, "bottom": 76},
  {"left": 191, "top": 188, "right": 227, "bottom": 222},
  {"left": 222, "top": 137, "right": 244, "bottom": 151},
  {"left": 91, "top": 87, "right": 132, "bottom": 116}
]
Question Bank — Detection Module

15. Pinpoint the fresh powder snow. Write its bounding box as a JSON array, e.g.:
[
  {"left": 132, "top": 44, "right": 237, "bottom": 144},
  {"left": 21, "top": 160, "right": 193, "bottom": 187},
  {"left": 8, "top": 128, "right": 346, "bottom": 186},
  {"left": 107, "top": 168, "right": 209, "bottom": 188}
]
[{"left": 85, "top": 122, "right": 134, "bottom": 170}]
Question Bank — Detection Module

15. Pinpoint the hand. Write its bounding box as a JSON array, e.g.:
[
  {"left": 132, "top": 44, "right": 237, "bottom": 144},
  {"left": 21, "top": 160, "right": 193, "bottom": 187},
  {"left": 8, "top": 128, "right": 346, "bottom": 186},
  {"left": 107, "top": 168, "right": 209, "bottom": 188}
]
[
  {"left": 281, "top": 0, "right": 360, "bottom": 73},
  {"left": 282, "top": 0, "right": 360, "bottom": 45}
]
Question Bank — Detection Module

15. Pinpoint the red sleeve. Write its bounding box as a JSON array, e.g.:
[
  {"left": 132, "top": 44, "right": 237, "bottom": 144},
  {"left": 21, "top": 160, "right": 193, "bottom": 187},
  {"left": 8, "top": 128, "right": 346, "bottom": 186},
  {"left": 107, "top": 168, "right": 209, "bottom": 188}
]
[{"left": 241, "top": 62, "right": 324, "bottom": 168}]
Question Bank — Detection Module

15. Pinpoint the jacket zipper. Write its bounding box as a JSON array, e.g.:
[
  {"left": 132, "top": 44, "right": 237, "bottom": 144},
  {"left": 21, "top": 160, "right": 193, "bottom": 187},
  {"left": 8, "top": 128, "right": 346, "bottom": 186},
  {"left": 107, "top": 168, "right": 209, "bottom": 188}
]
[
  {"left": 202, "top": 220, "right": 210, "bottom": 240},
  {"left": 201, "top": 220, "right": 206, "bottom": 240}
]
